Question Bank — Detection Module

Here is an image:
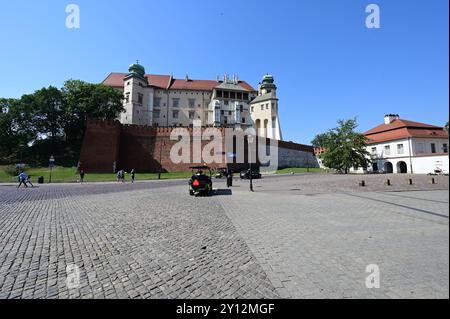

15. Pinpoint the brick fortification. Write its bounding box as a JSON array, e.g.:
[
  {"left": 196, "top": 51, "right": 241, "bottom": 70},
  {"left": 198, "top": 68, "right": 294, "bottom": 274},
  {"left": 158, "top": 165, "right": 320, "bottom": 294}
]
[{"left": 79, "top": 119, "right": 318, "bottom": 173}]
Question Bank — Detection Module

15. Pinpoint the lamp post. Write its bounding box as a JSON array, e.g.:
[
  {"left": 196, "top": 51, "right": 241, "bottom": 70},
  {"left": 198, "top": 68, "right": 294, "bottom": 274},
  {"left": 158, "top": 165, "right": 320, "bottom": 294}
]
[
  {"left": 49, "top": 155, "right": 55, "bottom": 184},
  {"left": 248, "top": 135, "right": 254, "bottom": 192},
  {"left": 158, "top": 138, "right": 166, "bottom": 180}
]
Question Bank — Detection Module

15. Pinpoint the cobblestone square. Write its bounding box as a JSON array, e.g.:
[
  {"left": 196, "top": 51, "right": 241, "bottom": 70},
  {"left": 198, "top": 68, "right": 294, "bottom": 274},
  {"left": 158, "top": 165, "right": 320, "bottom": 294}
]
[{"left": 0, "top": 174, "right": 448, "bottom": 299}]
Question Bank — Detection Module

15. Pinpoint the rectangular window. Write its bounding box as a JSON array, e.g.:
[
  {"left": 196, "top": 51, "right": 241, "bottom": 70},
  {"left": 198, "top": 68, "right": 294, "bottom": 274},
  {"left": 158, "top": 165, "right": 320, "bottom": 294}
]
[
  {"left": 243, "top": 93, "right": 249, "bottom": 100},
  {"left": 266, "top": 103, "right": 269, "bottom": 110},
  {"left": 443, "top": 143, "right": 448, "bottom": 153},
  {"left": 153, "top": 110, "right": 160, "bottom": 119},
  {"left": 272, "top": 103, "right": 275, "bottom": 110},
  {"left": 416, "top": 142, "right": 425, "bottom": 154},
  {"left": 125, "top": 93, "right": 130, "bottom": 103},
  {"left": 230, "top": 92, "right": 236, "bottom": 99},
  {"left": 251, "top": 107, "right": 254, "bottom": 112},
  {"left": 188, "top": 99, "right": 196, "bottom": 108},
  {"left": 189, "top": 111, "right": 195, "bottom": 119},
  {"left": 397, "top": 144, "right": 404, "bottom": 155},
  {"left": 371, "top": 147, "right": 377, "bottom": 155},
  {"left": 138, "top": 93, "right": 143, "bottom": 105},
  {"left": 237, "top": 92, "right": 242, "bottom": 100},
  {"left": 216, "top": 90, "right": 223, "bottom": 98},
  {"left": 384, "top": 145, "right": 391, "bottom": 156},
  {"left": 223, "top": 91, "right": 229, "bottom": 99},
  {"left": 172, "top": 98, "right": 180, "bottom": 108},
  {"left": 431, "top": 143, "right": 437, "bottom": 153},
  {"left": 224, "top": 100, "right": 229, "bottom": 106},
  {"left": 154, "top": 97, "right": 161, "bottom": 107},
  {"left": 172, "top": 110, "right": 179, "bottom": 119},
  {"left": 242, "top": 117, "right": 246, "bottom": 124}
]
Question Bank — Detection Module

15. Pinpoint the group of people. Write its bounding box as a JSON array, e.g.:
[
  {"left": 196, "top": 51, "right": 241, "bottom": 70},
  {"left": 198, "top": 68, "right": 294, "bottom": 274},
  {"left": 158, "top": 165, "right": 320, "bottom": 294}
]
[{"left": 116, "top": 169, "right": 136, "bottom": 183}]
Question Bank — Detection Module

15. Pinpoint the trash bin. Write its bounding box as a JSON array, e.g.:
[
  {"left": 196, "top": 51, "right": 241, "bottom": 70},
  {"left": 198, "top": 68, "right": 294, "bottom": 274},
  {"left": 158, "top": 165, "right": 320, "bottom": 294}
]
[{"left": 38, "top": 176, "right": 44, "bottom": 184}]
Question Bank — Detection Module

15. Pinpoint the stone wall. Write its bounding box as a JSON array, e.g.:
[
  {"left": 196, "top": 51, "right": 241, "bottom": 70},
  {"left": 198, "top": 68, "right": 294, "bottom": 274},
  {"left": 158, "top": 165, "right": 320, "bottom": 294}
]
[
  {"left": 79, "top": 119, "right": 318, "bottom": 173},
  {"left": 79, "top": 119, "right": 122, "bottom": 173},
  {"left": 277, "top": 147, "right": 319, "bottom": 169}
]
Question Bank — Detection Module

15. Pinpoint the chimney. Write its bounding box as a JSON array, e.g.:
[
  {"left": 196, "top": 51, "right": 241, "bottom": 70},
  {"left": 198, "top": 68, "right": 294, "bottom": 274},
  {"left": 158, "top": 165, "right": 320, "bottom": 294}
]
[{"left": 384, "top": 114, "right": 400, "bottom": 125}]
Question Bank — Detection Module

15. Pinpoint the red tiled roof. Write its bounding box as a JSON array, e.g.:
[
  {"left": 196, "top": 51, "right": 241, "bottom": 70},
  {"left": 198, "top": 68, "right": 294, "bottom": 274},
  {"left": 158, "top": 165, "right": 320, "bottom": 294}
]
[
  {"left": 364, "top": 119, "right": 441, "bottom": 135},
  {"left": 102, "top": 72, "right": 256, "bottom": 92},
  {"left": 102, "top": 73, "right": 171, "bottom": 89},
  {"left": 170, "top": 79, "right": 220, "bottom": 91},
  {"left": 364, "top": 119, "right": 448, "bottom": 144}
]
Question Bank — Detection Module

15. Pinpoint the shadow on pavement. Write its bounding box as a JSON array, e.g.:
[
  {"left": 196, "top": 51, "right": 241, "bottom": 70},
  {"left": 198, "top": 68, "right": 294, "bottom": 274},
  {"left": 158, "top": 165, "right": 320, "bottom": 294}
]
[{"left": 214, "top": 189, "right": 233, "bottom": 196}]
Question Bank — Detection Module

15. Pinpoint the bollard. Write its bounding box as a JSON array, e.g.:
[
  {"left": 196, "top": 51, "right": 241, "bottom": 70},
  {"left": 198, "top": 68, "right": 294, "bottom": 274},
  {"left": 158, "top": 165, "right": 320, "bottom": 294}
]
[
  {"left": 407, "top": 178, "right": 413, "bottom": 185},
  {"left": 359, "top": 180, "right": 366, "bottom": 187},
  {"left": 385, "top": 179, "right": 391, "bottom": 186}
]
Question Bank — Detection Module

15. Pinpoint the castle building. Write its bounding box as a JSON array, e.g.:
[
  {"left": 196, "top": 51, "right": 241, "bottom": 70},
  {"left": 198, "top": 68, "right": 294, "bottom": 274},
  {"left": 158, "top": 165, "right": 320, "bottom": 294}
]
[{"left": 102, "top": 62, "right": 283, "bottom": 140}]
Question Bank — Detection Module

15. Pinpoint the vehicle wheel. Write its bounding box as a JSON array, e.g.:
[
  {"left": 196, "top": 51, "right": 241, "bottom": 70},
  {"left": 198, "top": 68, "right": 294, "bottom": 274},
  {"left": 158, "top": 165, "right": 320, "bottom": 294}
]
[{"left": 189, "top": 189, "right": 194, "bottom": 196}]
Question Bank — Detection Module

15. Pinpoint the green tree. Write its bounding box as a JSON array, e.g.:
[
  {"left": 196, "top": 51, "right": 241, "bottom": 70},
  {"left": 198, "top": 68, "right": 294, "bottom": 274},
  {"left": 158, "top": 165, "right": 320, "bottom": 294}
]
[
  {"left": 31, "top": 86, "right": 65, "bottom": 146},
  {"left": 0, "top": 98, "right": 36, "bottom": 163},
  {"left": 311, "top": 133, "right": 330, "bottom": 147},
  {"left": 62, "top": 80, "right": 124, "bottom": 144},
  {"left": 319, "top": 118, "right": 371, "bottom": 174},
  {"left": 0, "top": 79, "right": 124, "bottom": 165}
]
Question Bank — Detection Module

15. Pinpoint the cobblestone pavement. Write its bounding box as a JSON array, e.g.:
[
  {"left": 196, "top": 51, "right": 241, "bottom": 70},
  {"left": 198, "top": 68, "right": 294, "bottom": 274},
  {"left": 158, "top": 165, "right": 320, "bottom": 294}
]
[
  {"left": 0, "top": 174, "right": 448, "bottom": 299},
  {"left": 252, "top": 173, "right": 449, "bottom": 195},
  {"left": 218, "top": 180, "right": 449, "bottom": 299},
  {"left": 0, "top": 182, "right": 277, "bottom": 299}
]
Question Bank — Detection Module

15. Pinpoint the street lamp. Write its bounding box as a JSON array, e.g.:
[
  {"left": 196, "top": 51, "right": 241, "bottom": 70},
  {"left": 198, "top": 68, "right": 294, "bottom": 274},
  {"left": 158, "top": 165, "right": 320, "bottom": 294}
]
[
  {"left": 49, "top": 155, "right": 55, "bottom": 184},
  {"left": 158, "top": 138, "right": 166, "bottom": 180},
  {"left": 248, "top": 135, "right": 254, "bottom": 192}
]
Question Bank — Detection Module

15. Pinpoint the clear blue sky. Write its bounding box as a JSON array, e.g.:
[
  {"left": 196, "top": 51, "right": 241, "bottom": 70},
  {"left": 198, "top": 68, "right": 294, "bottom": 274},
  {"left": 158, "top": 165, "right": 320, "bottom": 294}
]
[{"left": 0, "top": 0, "right": 448, "bottom": 144}]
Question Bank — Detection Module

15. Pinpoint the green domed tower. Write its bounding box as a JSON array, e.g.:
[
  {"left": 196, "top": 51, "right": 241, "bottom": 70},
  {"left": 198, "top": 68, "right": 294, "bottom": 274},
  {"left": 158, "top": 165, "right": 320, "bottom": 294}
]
[
  {"left": 259, "top": 74, "right": 277, "bottom": 95},
  {"left": 250, "top": 74, "right": 282, "bottom": 140},
  {"left": 121, "top": 60, "right": 152, "bottom": 126},
  {"left": 125, "top": 60, "right": 148, "bottom": 82}
]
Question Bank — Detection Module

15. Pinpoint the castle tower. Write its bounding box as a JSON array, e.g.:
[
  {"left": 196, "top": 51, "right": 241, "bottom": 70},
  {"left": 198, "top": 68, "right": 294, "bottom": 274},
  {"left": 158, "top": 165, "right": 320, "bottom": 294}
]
[
  {"left": 250, "top": 75, "right": 282, "bottom": 140},
  {"left": 121, "top": 61, "right": 154, "bottom": 126}
]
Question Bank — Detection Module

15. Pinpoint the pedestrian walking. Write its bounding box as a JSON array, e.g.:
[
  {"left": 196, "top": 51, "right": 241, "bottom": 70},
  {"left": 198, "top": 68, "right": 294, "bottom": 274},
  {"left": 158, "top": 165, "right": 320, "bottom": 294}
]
[
  {"left": 79, "top": 169, "right": 85, "bottom": 184},
  {"left": 227, "top": 169, "right": 233, "bottom": 188},
  {"left": 117, "top": 169, "right": 125, "bottom": 183},
  {"left": 130, "top": 169, "right": 135, "bottom": 183},
  {"left": 17, "top": 171, "right": 28, "bottom": 188}
]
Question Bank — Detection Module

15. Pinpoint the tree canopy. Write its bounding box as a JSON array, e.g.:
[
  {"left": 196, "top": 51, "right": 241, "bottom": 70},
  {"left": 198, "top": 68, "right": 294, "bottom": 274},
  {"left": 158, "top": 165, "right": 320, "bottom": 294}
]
[
  {"left": 0, "top": 80, "right": 124, "bottom": 166},
  {"left": 312, "top": 118, "right": 371, "bottom": 174}
]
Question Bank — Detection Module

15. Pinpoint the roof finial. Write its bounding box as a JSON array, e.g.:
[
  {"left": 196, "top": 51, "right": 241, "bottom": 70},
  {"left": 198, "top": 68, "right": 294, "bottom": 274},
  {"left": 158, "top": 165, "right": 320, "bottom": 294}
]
[{"left": 136, "top": 59, "right": 140, "bottom": 64}]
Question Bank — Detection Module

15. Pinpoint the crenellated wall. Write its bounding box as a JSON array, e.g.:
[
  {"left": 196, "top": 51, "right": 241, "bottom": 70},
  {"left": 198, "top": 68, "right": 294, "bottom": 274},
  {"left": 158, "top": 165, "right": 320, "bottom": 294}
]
[{"left": 79, "top": 119, "right": 317, "bottom": 173}]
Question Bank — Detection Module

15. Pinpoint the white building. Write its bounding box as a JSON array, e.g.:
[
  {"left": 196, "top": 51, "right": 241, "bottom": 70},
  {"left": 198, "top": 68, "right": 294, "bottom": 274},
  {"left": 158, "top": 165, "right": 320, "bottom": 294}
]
[
  {"left": 102, "top": 62, "right": 283, "bottom": 140},
  {"left": 362, "top": 114, "right": 449, "bottom": 174},
  {"left": 249, "top": 75, "right": 283, "bottom": 140}
]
